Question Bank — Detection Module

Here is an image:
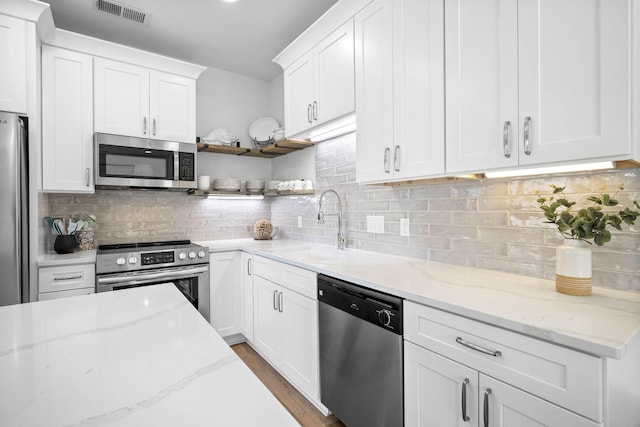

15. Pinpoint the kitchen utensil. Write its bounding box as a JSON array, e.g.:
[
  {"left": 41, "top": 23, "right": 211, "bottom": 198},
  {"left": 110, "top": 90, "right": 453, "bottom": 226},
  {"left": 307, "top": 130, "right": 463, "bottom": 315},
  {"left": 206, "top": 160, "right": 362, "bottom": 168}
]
[
  {"left": 67, "top": 221, "right": 78, "bottom": 235},
  {"left": 249, "top": 117, "right": 279, "bottom": 142},
  {"left": 54, "top": 218, "right": 66, "bottom": 235},
  {"left": 76, "top": 219, "right": 85, "bottom": 232}
]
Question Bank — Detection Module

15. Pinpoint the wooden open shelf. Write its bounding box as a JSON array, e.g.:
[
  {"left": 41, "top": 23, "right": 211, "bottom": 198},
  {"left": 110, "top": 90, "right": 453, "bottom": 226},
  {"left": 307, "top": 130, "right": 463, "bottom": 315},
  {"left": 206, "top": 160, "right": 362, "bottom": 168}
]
[
  {"left": 188, "top": 189, "right": 315, "bottom": 198},
  {"left": 197, "top": 139, "right": 314, "bottom": 158}
]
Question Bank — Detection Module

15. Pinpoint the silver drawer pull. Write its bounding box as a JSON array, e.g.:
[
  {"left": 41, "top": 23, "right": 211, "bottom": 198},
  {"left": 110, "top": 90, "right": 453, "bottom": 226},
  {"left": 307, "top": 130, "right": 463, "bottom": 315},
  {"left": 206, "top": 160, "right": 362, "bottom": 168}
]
[
  {"left": 461, "top": 378, "right": 470, "bottom": 422},
  {"left": 483, "top": 388, "right": 492, "bottom": 427},
  {"left": 456, "top": 337, "right": 502, "bottom": 357},
  {"left": 384, "top": 147, "right": 391, "bottom": 173},
  {"left": 54, "top": 275, "right": 82, "bottom": 281},
  {"left": 523, "top": 116, "right": 532, "bottom": 155},
  {"left": 503, "top": 121, "right": 511, "bottom": 158}
]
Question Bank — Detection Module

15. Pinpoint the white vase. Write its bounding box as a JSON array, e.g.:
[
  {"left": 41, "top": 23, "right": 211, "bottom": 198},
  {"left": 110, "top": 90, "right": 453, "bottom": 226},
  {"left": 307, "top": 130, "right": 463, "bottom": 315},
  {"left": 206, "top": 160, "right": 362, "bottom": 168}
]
[{"left": 555, "top": 239, "right": 592, "bottom": 296}]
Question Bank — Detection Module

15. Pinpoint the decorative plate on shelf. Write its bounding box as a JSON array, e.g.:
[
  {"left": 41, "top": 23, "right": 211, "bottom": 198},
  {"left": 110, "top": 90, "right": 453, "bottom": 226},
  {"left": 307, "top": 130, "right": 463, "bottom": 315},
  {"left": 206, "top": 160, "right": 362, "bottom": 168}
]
[{"left": 249, "top": 117, "right": 279, "bottom": 143}]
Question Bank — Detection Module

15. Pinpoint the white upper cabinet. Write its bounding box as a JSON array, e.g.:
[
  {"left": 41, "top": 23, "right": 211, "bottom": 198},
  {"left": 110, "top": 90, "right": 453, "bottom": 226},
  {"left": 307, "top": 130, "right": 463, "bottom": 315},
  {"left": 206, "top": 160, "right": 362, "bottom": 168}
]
[
  {"left": 356, "top": 0, "right": 445, "bottom": 183},
  {"left": 355, "top": 0, "right": 394, "bottom": 183},
  {"left": 42, "top": 46, "right": 94, "bottom": 193},
  {"left": 0, "top": 14, "right": 27, "bottom": 114},
  {"left": 446, "top": 0, "right": 631, "bottom": 174},
  {"left": 94, "top": 58, "right": 196, "bottom": 143},
  {"left": 283, "top": 19, "right": 355, "bottom": 138}
]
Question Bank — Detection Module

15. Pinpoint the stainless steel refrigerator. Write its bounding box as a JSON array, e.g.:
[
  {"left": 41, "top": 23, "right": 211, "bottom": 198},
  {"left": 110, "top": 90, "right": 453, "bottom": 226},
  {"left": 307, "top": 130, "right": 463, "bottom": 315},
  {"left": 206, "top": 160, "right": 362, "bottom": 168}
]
[{"left": 0, "top": 111, "right": 29, "bottom": 306}]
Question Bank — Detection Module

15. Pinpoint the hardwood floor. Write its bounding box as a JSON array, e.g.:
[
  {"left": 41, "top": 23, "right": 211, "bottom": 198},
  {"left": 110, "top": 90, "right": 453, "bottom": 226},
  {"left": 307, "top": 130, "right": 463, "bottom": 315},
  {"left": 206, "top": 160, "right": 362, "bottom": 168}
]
[{"left": 231, "top": 342, "right": 345, "bottom": 427}]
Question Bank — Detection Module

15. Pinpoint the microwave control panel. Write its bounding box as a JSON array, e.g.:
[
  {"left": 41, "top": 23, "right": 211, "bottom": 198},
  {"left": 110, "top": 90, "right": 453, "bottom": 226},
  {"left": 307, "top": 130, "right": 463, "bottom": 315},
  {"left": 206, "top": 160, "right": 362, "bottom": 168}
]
[{"left": 179, "top": 152, "right": 195, "bottom": 181}]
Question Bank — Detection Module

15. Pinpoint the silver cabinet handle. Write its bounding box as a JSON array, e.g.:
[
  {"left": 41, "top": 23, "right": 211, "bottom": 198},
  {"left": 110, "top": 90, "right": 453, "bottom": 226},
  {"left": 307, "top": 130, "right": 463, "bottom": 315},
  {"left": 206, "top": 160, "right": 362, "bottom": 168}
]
[
  {"left": 273, "top": 290, "right": 278, "bottom": 311},
  {"left": 307, "top": 104, "right": 312, "bottom": 123},
  {"left": 278, "top": 291, "right": 283, "bottom": 313},
  {"left": 456, "top": 337, "right": 502, "bottom": 357},
  {"left": 54, "top": 274, "right": 82, "bottom": 281},
  {"left": 394, "top": 145, "right": 400, "bottom": 172},
  {"left": 143, "top": 117, "right": 147, "bottom": 134},
  {"left": 384, "top": 147, "right": 391, "bottom": 173},
  {"left": 523, "top": 116, "right": 532, "bottom": 155},
  {"left": 247, "top": 258, "right": 252, "bottom": 276},
  {"left": 152, "top": 118, "right": 157, "bottom": 136},
  {"left": 461, "top": 378, "right": 470, "bottom": 422},
  {"left": 85, "top": 168, "right": 90, "bottom": 187},
  {"left": 312, "top": 101, "right": 318, "bottom": 121},
  {"left": 503, "top": 121, "right": 511, "bottom": 158},
  {"left": 483, "top": 388, "right": 492, "bottom": 427}
]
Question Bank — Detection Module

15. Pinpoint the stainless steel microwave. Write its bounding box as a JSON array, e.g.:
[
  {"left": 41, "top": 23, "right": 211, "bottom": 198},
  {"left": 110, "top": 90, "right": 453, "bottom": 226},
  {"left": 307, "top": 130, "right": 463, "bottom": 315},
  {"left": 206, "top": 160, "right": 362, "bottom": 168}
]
[{"left": 94, "top": 133, "right": 197, "bottom": 190}]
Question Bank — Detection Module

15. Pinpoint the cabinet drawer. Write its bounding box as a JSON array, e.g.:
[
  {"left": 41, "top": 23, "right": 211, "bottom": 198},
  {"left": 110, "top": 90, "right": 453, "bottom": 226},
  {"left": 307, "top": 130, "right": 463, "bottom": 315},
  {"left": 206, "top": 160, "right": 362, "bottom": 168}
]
[
  {"left": 404, "top": 301, "right": 603, "bottom": 422},
  {"left": 38, "top": 287, "right": 94, "bottom": 301},
  {"left": 254, "top": 256, "right": 317, "bottom": 299},
  {"left": 39, "top": 264, "right": 95, "bottom": 293}
]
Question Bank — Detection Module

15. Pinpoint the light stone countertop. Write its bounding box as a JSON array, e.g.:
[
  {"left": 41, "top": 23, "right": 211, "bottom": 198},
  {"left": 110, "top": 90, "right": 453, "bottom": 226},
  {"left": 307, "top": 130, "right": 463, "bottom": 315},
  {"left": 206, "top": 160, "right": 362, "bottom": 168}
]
[
  {"left": 199, "top": 238, "right": 640, "bottom": 360},
  {"left": 0, "top": 284, "right": 299, "bottom": 427},
  {"left": 38, "top": 249, "right": 97, "bottom": 267}
]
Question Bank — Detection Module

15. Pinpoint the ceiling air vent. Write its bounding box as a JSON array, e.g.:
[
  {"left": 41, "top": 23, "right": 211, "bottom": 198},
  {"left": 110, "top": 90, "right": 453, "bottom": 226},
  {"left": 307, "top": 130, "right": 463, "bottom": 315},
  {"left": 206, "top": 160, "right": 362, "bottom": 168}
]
[{"left": 95, "top": 0, "right": 149, "bottom": 25}]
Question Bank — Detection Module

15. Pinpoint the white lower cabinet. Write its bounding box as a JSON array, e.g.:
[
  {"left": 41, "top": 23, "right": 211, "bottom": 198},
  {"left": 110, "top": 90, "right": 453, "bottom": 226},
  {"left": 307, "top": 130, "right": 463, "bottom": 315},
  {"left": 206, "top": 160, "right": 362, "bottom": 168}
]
[
  {"left": 405, "top": 341, "right": 599, "bottom": 427},
  {"left": 404, "top": 301, "right": 603, "bottom": 426},
  {"left": 38, "top": 263, "right": 95, "bottom": 301},
  {"left": 252, "top": 256, "right": 323, "bottom": 412},
  {"left": 239, "top": 252, "right": 254, "bottom": 342},
  {"left": 209, "top": 252, "right": 240, "bottom": 337}
]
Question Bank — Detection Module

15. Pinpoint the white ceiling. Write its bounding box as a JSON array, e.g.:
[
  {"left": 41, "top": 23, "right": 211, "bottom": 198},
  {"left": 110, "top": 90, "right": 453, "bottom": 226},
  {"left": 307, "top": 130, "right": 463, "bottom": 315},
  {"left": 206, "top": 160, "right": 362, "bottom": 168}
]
[{"left": 41, "top": 0, "right": 338, "bottom": 81}]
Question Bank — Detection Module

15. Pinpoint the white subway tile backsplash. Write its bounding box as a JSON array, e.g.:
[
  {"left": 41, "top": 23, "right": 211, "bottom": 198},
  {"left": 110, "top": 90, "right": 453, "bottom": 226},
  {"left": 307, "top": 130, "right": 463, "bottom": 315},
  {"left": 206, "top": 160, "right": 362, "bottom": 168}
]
[{"left": 48, "top": 132, "right": 640, "bottom": 293}]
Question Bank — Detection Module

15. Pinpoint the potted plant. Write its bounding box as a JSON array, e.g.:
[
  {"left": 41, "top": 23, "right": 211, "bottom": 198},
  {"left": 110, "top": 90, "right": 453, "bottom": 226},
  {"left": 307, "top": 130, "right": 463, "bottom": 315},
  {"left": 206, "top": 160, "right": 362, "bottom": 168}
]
[{"left": 537, "top": 184, "right": 639, "bottom": 295}]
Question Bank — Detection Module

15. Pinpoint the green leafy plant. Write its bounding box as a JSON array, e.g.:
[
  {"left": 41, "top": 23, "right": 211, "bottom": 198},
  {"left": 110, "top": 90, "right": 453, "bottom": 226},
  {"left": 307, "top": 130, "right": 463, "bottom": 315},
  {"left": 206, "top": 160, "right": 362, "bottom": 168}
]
[{"left": 537, "top": 184, "right": 640, "bottom": 246}]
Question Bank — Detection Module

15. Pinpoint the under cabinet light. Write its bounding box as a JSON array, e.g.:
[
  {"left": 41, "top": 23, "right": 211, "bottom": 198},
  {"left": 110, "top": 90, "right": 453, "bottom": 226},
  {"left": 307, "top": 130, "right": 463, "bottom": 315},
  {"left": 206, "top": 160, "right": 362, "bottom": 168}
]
[
  {"left": 309, "top": 114, "right": 356, "bottom": 142},
  {"left": 484, "top": 161, "right": 615, "bottom": 179},
  {"left": 206, "top": 194, "right": 264, "bottom": 200}
]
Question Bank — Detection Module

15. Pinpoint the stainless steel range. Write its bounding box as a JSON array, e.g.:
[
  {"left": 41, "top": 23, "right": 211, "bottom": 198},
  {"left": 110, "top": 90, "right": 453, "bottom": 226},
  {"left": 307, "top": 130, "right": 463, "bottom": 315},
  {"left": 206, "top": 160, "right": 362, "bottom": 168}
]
[{"left": 96, "top": 240, "right": 210, "bottom": 321}]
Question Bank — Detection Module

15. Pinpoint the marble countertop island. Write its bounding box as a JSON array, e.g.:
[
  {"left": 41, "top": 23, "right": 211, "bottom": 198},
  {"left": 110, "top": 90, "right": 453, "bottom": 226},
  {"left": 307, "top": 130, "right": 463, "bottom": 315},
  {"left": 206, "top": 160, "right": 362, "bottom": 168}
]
[
  {"left": 199, "top": 239, "right": 640, "bottom": 360},
  {"left": 0, "top": 284, "right": 298, "bottom": 427}
]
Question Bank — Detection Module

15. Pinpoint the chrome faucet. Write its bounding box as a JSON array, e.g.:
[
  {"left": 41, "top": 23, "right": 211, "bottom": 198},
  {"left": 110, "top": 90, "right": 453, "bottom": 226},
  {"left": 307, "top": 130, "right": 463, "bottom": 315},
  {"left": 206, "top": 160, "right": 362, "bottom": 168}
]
[{"left": 317, "top": 189, "right": 346, "bottom": 250}]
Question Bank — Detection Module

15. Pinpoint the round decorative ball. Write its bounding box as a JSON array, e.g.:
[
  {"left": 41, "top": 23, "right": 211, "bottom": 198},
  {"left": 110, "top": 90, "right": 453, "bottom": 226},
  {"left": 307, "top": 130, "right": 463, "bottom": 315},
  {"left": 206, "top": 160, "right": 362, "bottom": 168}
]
[{"left": 253, "top": 219, "right": 274, "bottom": 240}]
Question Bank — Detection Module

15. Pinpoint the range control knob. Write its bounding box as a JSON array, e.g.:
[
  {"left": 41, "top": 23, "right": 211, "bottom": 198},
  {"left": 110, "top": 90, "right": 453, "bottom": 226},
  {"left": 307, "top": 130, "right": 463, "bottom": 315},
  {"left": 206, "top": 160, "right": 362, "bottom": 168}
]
[
  {"left": 128, "top": 256, "right": 138, "bottom": 265},
  {"left": 377, "top": 309, "right": 393, "bottom": 327},
  {"left": 178, "top": 252, "right": 187, "bottom": 260},
  {"left": 116, "top": 257, "right": 126, "bottom": 266},
  {"left": 197, "top": 250, "right": 206, "bottom": 258},
  {"left": 188, "top": 251, "right": 196, "bottom": 259}
]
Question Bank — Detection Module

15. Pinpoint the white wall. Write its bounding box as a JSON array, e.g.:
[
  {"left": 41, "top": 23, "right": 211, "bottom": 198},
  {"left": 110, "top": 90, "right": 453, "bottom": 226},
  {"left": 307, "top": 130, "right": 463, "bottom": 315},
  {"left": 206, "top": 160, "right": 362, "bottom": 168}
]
[
  {"left": 196, "top": 67, "right": 282, "bottom": 148},
  {"left": 269, "top": 74, "right": 285, "bottom": 127}
]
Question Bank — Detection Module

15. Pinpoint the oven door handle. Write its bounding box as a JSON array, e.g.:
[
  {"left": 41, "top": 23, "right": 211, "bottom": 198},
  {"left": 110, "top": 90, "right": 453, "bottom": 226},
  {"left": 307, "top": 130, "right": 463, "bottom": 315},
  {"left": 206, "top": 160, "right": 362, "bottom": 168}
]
[{"left": 97, "top": 265, "right": 209, "bottom": 285}]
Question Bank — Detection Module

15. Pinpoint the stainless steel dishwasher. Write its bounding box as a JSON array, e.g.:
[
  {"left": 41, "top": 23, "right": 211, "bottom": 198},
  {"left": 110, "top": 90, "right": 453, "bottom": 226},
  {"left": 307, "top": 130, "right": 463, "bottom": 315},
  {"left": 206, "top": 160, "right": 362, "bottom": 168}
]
[{"left": 318, "top": 274, "right": 403, "bottom": 427}]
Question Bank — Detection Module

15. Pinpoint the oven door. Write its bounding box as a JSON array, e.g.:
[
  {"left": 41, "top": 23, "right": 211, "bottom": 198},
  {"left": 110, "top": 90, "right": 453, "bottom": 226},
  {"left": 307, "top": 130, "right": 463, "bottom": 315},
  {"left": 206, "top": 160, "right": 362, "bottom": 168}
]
[{"left": 96, "top": 265, "right": 210, "bottom": 321}]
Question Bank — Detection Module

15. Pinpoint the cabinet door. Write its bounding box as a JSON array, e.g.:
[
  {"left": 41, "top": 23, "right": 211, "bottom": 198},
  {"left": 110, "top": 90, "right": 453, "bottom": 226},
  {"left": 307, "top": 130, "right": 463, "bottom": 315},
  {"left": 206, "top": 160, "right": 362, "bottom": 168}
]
[
  {"left": 0, "top": 15, "right": 27, "bottom": 114},
  {"left": 445, "top": 0, "right": 519, "bottom": 174},
  {"left": 405, "top": 341, "right": 479, "bottom": 427},
  {"left": 284, "top": 52, "right": 315, "bottom": 137},
  {"left": 517, "top": 0, "right": 630, "bottom": 165},
  {"left": 315, "top": 19, "right": 355, "bottom": 126},
  {"left": 280, "top": 289, "right": 319, "bottom": 400},
  {"left": 393, "top": 0, "right": 445, "bottom": 179},
  {"left": 42, "top": 46, "right": 94, "bottom": 193},
  {"left": 209, "top": 252, "right": 240, "bottom": 337},
  {"left": 253, "top": 276, "right": 283, "bottom": 365},
  {"left": 240, "top": 252, "right": 254, "bottom": 342},
  {"left": 149, "top": 70, "right": 196, "bottom": 143},
  {"left": 479, "top": 375, "right": 601, "bottom": 427},
  {"left": 355, "top": 0, "right": 395, "bottom": 183},
  {"left": 94, "top": 58, "right": 149, "bottom": 138}
]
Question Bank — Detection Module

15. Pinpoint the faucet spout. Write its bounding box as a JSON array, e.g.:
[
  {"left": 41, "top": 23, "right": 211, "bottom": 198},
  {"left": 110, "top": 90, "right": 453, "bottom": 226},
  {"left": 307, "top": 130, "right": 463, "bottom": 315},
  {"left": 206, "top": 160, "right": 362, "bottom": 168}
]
[{"left": 318, "top": 190, "right": 346, "bottom": 250}]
